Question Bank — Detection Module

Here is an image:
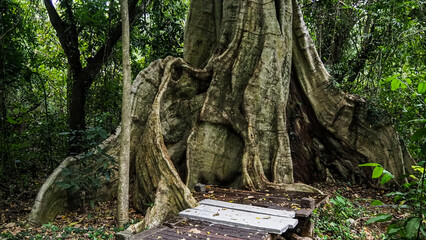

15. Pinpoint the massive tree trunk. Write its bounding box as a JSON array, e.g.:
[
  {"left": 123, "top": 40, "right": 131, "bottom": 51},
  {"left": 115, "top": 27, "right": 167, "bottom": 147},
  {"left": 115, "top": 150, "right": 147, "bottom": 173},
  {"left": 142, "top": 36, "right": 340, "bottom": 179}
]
[
  {"left": 126, "top": 0, "right": 411, "bottom": 231},
  {"left": 30, "top": 0, "right": 412, "bottom": 231}
]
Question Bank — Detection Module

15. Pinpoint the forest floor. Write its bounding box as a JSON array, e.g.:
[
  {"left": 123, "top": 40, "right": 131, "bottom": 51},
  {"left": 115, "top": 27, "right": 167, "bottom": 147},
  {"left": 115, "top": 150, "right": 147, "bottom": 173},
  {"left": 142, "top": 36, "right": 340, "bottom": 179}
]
[{"left": 0, "top": 181, "right": 397, "bottom": 239}]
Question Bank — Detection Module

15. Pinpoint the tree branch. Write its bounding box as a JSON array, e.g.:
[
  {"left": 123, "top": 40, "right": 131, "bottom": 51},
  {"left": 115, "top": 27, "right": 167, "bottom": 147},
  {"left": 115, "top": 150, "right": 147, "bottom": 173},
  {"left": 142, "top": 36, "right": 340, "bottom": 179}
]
[
  {"left": 82, "top": 0, "right": 145, "bottom": 88},
  {"left": 43, "top": 0, "right": 82, "bottom": 73},
  {"left": 0, "top": 18, "right": 21, "bottom": 41}
]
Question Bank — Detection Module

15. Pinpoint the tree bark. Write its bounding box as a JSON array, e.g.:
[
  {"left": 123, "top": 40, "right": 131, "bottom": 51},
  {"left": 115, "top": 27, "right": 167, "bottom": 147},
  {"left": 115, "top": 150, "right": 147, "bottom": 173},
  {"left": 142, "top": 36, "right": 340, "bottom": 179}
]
[{"left": 116, "top": 0, "right": 132, "bottom": 228}]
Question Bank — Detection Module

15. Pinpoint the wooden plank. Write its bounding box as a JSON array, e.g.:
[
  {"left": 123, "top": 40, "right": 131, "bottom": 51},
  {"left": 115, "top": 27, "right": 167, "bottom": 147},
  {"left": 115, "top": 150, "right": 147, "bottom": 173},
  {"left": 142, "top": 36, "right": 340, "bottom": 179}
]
[
  {"left": 179, "top": 205, "right": 298, "bottom": 234},
  {"left": 131, "top": 227, "right": 168, "bottom": 239},
  {"left": 199, "top": 199, "right": 295, "bottom": 218},
  {"left": 132, "top": 218, "right": 269, "bottom": 240}
]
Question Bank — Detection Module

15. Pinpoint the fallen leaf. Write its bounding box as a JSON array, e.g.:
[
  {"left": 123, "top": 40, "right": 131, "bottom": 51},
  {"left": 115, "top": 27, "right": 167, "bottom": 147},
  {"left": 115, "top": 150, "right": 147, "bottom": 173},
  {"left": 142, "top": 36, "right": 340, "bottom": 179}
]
[
  {"left": 188, "top": 228, "right": 201, "bottom": 234},
  {"left": 5, "top": 222, "right": 15, "bottom": 228},
  {"left": 69, "top": 221, "right": 79, "bottom": 226}
]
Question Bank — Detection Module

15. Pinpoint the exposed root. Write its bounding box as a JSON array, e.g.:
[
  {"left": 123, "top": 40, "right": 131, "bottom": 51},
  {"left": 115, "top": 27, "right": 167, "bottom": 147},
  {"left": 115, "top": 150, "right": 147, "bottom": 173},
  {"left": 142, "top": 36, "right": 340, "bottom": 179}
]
[{"left": 131, "top": 57, "right": 204, "bottom": 230}]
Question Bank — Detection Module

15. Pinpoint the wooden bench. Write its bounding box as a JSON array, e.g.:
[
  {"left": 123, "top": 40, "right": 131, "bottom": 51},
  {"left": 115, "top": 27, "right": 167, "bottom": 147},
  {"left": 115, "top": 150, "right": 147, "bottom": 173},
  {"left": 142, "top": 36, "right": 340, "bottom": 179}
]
[{"left": 179, "top": 199, "right": 298, "bottom": 235}]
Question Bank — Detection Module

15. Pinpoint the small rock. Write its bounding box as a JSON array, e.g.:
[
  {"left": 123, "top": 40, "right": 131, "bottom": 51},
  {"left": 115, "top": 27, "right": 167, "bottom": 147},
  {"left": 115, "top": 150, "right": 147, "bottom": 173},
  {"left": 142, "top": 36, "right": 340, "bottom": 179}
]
[{"left": 194, "top": 183, "right": 206, "bottom": 193}]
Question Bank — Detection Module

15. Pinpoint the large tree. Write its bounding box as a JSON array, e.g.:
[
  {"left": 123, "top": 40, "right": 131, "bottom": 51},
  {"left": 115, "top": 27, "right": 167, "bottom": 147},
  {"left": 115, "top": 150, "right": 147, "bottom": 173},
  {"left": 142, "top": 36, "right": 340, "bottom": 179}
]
[
  {"left": 43, "top": 0, "right": 144, "bottom": 152},
  {"left": 29, "top": 0, "right": 412, "bottom": 232}
]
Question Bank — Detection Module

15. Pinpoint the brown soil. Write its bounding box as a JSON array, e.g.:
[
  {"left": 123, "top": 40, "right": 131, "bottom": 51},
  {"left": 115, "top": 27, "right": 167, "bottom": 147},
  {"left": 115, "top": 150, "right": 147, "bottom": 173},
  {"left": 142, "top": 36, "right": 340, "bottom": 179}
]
[{"left": 0, "top": 181, "right": 398, "bottom": 239}]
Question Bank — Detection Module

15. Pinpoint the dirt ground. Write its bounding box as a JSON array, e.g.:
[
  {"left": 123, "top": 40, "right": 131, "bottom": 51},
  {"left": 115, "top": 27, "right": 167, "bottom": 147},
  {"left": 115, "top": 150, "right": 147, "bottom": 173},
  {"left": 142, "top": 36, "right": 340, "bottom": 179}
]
[{"left": 0, "top": 181, "right": 398, "bottom": 239}]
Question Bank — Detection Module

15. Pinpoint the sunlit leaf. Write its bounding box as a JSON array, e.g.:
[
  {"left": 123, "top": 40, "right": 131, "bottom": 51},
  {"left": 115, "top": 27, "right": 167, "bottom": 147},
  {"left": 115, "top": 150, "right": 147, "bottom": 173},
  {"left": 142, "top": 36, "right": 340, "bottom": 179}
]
[
  {"left": 391, "top": 78, "right": 401, "bottom": 91},
  {"left": 412, "top": 165, "right": 424, "bottom": 174},
  {"left": 372, "top": 166, "right": 384, "bottom": 178},
  {"left": 359, "top": 163, "right": 380, "bottom": 167},
  {"left": 381, "top": 172, "right": 393, "bottom": 184},
  {"left": 371, "top": 200, "right": 383, "bottom": 206},
  {"left": 418, "top": 82, "right": 426, "bottom": 94}
]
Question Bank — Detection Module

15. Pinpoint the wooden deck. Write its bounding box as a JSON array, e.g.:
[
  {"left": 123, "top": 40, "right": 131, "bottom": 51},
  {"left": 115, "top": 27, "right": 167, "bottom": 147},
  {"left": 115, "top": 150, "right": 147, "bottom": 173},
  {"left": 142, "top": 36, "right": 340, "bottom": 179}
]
[
  {"left": 192, "top": 186, "right": 327, "bottom": 218},
  {"left": 180, "top": 199, "right": 298, "bottom": 234},
  {"left": 126, "top": 186, "right": 327, "bottom": 240},
  {"left": 132, "top": 218, "right": 271, "bottom": 240}
]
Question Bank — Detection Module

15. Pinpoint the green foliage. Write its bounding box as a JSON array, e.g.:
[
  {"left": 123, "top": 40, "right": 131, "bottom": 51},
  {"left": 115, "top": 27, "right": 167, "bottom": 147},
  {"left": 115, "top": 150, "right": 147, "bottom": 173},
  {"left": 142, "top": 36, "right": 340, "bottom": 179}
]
[
  {"left": 0, "top": 0, "right": 69, "bottom": 193},
  {"left": 359, "top": 159, "right": 425, "bottom": 239},
  {"left": 0, "top": 222, "right": 116, "bottom": 239},
  {"left": 359, "top": 163, "right": 395, "bottom": 185},
  {"left": 301, "top": 0, "right": 426, "bottom": 147},
  {"left": 0, "top": 0, "right": 188, "bottom": 200},
  {"left": 56, "top": 127, "right": 116, "bottom": 202},
  {"left": 313, "top": 194, "right": 372, "bottom": 239},
  {"left": 366, "top": 213, "right": 392, "bottom": 225},
  {"left": 131, "top": 0, "right": 188, "bottom": 73}
]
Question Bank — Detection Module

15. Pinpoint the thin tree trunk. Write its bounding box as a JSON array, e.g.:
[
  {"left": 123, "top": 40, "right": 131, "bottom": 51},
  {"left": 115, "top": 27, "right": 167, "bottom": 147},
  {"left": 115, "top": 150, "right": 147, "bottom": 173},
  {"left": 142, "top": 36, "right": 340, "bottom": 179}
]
[{"left": 116, "top": 0, "right": 131, "bottom": 228}]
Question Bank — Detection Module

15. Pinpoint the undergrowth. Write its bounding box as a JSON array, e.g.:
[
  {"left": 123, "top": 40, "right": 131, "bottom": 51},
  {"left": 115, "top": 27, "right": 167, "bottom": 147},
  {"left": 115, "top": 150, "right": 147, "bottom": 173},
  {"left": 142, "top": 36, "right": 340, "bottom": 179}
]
[{"left": 313, "top": 194, "right": 384, "bottom": 239}]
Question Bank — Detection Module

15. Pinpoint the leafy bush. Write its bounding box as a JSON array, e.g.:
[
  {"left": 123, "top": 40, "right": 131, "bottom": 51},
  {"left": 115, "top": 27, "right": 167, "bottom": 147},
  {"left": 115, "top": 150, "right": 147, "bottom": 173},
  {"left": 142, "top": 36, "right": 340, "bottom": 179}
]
[
  {"left": 56, "top": 127, "right": 116, "bottom": 207},
  {"left": 313, "top": 194, "right": 371, "bottom": 239},
  {"left": 360, "top": 125, "right": 426, "bottom": 239},
  {"left": 0, "top": 223, "right": 115, "bottom": 239}
]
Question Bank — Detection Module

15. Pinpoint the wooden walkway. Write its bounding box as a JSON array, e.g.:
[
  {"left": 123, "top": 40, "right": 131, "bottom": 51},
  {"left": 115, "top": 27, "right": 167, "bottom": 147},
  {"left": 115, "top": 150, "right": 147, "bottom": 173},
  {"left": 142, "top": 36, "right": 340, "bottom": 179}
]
[
  {"left": 132, "top": 218, "right": 271, "bottom": 240},
  {"left": 180, "top": 199, "right": 298, "bottom": 234},
  {"left": 128, "top": 186, "right": 327, "bottom": 240}
]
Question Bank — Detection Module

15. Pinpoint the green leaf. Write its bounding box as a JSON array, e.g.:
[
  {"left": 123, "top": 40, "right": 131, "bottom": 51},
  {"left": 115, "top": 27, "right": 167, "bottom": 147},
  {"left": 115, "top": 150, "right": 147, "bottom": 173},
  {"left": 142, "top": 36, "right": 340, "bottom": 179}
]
[
  {"left": 372, "top": 166, "right": 384, "bottom": 178},
  {"left": 391, "top": 78, "right": 401, "bottom": 91},
  {"left": 381, "top": 171, "right": 393, "bottom": 184},
  {"left": 421, "top": 142, "right": 426, "bottom": 156},
  {"left": 418, "top": 82, "right": 426, "bottom": 94},
  {"left": 371, "top": 200, "right": 383, "bottom": 206},
  {"left": 387, "top": 224, "right": 401, "bottom": 235},
  {"left": 359, "top": 163, "right": 380, "bottom": 167},
  {"left": 56, "top": 182, "right": 72, "bottom": 189},
  {"left": 371, "top": 200, "right": 384, "bottom": 206},
  {"left": 421, "top": 225, "right": 426, "bottom": 237},
  {"left": 85, "top": 150, "right": 95, "bottom": 157},
  {"left": 98, "top": 128, "right": 108, "bottom": 139},
  {"left": 366, "top": 214, "right": 392, "bottom": 224},
  {"left": 405, "top": 217, "right": 421, "bottom": 239},
  {"left": 6, "top": 116, "right": 18, "bottom": 124},
  {"left": 408, "top": 119, "right": 426, "bottom": 123},
  {"left": 411, "top": 128, "right": 426, "bottom": 141}
]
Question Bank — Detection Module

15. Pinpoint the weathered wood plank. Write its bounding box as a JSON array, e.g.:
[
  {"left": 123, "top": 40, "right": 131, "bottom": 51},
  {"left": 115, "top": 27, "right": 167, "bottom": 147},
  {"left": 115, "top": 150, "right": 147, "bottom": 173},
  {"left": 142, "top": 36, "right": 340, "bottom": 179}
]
[
  {"left": 179, "top": 204, "right": 298, "bottom": 234},
  {"left": 132, "top": 218, "right": 269, "bottom": 240},
  {"left": 199, "top": 199, "right": 295, "bottom": 218}
]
